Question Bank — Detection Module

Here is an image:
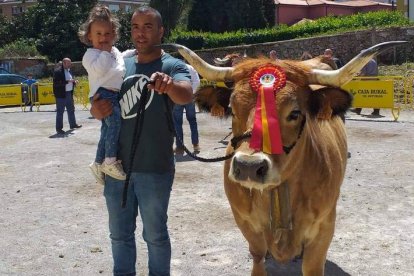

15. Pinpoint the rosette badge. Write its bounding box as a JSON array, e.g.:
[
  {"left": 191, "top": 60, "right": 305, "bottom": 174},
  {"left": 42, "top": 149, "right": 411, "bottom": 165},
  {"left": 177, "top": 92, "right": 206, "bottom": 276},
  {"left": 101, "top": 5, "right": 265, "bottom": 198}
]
[{"left": 248, "top": 65, "right": 287, "bottom": 154}]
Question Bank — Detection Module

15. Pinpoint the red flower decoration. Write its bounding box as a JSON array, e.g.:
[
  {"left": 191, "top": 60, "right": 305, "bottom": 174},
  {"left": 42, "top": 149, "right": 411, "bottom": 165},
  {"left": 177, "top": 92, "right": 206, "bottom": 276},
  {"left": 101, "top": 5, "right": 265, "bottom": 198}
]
[
  {"left": 248, "top": 65, "right": 287, "bottom": 154},
  {"left": 249, "top": 65, "right": 286, "bottom": 94}
]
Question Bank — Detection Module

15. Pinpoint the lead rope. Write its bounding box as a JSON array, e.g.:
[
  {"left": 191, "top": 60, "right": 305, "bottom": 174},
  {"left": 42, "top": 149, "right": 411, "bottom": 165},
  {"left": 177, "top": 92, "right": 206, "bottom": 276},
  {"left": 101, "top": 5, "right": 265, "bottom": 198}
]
[
  {"left": 121, "top": 88, "right": 148, "bottom": 208},
  {"left": 163, "top": 97, "right": 236, "bottom": 163}
]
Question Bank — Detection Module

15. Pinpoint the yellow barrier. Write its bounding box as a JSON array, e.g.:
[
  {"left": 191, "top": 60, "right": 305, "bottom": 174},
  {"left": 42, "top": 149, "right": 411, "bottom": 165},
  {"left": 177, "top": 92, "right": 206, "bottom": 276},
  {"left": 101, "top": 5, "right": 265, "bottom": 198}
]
[
  {"left": 342, "top": 76, "right": 406, "bottom": 121},
  {"left": 22, "top": 83, "right": 40, "bottom": 112},
  {"left": 0, "top": 84, "right": 24, "bottom": 106},
  {"left": 37, "top": 83, "right": 55, "bottom": 104},
  {"left": 403, "top": 75, "right": 413, "bottom": 109},
  {"left": 75, "top": 81, "right": 90, "bottom": 110},
  {"left": 199, "top": 78, "right": 228, "bottom": 88}
]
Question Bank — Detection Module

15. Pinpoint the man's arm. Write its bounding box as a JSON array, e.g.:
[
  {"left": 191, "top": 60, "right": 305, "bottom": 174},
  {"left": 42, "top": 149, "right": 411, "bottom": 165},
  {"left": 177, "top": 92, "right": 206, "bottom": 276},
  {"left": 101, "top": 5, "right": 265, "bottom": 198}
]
[
  {"left": 147, "top": 72, "right": 192, "bottom": 105},
  {"left": 53, "top": 68, "right": 67, "bottom": 87}
]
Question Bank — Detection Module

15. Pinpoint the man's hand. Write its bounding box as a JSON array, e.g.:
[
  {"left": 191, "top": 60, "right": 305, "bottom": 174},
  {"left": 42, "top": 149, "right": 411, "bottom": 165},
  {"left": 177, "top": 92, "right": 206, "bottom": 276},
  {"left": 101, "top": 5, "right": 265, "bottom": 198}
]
[
  {"left": 90, "top": 93, "right": 112, "bottom": 120},
  {"left": 147, "top": 72, "right": 173, "bottom": 94}
]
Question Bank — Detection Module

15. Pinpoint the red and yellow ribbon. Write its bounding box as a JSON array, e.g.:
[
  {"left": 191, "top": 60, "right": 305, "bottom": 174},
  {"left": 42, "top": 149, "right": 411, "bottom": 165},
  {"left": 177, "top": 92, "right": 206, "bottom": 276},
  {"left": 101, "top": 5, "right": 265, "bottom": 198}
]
[{"left": 249, "top": 65, "right": 286, "bottom": 154}]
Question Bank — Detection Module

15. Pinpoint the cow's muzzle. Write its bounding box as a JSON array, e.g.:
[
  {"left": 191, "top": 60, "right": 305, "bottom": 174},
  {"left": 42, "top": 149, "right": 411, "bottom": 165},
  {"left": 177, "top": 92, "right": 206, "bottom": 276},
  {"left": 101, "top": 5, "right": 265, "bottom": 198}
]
[{"left": 229, "top": 152, "right": 279, "bottom": 188}]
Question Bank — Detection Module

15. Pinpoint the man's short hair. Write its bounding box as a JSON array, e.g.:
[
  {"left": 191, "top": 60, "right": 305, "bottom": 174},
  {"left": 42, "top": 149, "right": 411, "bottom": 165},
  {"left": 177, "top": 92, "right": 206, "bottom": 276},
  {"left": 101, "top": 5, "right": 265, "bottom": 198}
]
[{"left": 135, "top": 6, "right": 163, "bottom": 27}]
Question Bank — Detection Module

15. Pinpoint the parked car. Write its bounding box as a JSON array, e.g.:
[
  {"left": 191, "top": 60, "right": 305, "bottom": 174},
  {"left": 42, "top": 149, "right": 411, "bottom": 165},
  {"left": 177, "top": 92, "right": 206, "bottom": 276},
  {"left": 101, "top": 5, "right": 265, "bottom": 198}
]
[
  {"left": 0, "top": 73, "right": 27, "bottom": 85},
  {"left": 0, "top": 67, "right": 11, "bottom": 74}
]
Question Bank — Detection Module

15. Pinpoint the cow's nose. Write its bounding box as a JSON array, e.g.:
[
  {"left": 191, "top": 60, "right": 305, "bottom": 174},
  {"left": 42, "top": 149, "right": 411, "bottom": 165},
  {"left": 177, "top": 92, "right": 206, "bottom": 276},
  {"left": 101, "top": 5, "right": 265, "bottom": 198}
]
[{"left": 232, "top": 156, "right": 269, "bottom": 183}]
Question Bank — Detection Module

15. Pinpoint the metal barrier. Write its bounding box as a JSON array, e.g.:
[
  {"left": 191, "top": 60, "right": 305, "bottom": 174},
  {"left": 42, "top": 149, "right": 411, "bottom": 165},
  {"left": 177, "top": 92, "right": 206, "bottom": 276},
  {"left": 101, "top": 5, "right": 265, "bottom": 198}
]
[
  {"left": 0, "top": 83, "right": 26, "bottom": 110},
  {"left": 0, "top": 81, "right": 91, "bottom": 111},
  {"left": 75, "top": 81, "right": 90, "bottom": 110},
  {"left": 341, "top": 76, "right": 411, "bottom": 121},
  {"left": 1, "top": 77, "right": 412, "bottom": 115},
  {"left": 403, "top": 75, "right": 414, "bottom": 109},
  {"left": 199, "top": 78, "right": 229, "bottom": 89},
  {"left": 21, "top": 83, "right": 41, "bottom": 112}
]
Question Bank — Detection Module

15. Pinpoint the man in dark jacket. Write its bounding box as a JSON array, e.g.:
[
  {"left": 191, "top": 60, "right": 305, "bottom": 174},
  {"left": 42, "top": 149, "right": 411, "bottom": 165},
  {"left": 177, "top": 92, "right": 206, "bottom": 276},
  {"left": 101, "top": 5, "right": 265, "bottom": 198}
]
[
  {"left": 53, "top": 57, "right": 81, "bottom": 134},
  {"left": 352, "top": 58, "right": 380, "bottom": 116}
]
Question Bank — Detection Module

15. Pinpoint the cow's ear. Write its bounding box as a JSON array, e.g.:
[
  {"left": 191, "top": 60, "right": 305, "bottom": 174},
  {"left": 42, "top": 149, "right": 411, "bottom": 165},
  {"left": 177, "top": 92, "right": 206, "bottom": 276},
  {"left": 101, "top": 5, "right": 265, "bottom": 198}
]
[
  {"left": 307, "top": 87, "right": 352, "bottom": 119},
  {"left": 194, "top": 86, "right": 232, "bottom": 116}
]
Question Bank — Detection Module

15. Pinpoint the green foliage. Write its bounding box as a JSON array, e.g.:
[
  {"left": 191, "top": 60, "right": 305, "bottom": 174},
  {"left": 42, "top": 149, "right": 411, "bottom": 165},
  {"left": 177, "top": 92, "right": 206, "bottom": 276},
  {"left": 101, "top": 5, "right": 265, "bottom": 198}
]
[
  {"left": 262, "top": 0, "right": 275, "bottom": 27},
  {"left": 187, "top": 0, "right": 271, "bottom": 33},
  {"left": 187, "top": 0, "right": 209, "bottom": 32},
  {"left": 0, "top": 0, "right": 98, "bottom": 62},
  {"left": 150, "top": 0, "right": 187, "bottom": 36},
  {"left": 114, "top": 10, "right": 134, "bottom": 51},
  {"left": 0, "top": 39, "right": 43, "bottom": 59},
  {"left": 0, "top": 15, "right": 10, "bottom": 46},
  {"left": 170, "top": 10, "right": 411, "bottom": 50},
  {"left": 32, "top": 0, "right": 98, "bottom": 62}
]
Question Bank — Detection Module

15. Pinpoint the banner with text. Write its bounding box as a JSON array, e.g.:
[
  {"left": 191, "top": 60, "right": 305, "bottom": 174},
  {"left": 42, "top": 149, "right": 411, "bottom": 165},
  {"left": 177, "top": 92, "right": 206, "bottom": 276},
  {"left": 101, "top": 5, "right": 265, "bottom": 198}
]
[
  {"left": 342, "top": 79, "right": 394, "bottom": 108},
  {"left": 0, "top": 84, "right": 23, "bottom": 105}
]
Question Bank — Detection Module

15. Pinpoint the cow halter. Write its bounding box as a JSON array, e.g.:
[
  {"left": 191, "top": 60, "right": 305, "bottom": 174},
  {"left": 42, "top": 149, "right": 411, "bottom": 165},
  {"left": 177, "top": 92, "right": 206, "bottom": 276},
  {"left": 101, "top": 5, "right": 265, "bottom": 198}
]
[
  {"left": 230, "top": 117, "right": 306, "bottom": 155},
  {"left": 249, "top": 65, "right": 286, "bottom": 154}
]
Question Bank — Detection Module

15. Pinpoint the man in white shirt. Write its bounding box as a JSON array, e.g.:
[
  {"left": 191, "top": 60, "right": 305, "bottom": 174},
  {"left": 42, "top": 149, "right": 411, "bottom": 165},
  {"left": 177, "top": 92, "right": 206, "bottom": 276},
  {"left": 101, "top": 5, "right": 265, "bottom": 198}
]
[{"left": 53, "top": 57, "right": 81, "bottom": 134}]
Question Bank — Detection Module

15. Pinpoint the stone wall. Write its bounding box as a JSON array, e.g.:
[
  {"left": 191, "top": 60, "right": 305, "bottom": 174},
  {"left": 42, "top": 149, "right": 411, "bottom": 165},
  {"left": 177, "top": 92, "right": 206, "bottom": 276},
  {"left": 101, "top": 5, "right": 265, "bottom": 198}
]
[
  {"left": 191, "top": 26, "right": 414, "bottom": 66},
  {"left": 3, "top": 26, "right": 414, "bottom": 78}
]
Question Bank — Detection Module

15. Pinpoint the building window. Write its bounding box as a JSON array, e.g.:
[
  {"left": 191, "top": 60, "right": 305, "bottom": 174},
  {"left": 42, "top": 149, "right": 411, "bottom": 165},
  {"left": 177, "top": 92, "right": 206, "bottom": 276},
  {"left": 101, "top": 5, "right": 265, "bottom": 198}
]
[
  {"left": 12, "top": 6, "right": 24, "bottom": 15},
  {"left": 108, "top": 4, "right": 120, "bottom": 12}
]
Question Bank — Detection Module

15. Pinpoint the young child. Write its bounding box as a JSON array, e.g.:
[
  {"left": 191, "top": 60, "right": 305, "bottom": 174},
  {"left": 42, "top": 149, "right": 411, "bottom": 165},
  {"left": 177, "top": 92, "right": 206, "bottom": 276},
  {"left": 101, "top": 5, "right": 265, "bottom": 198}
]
[{"left": 78, "top": 4, "right": 134, "bottom": 185}]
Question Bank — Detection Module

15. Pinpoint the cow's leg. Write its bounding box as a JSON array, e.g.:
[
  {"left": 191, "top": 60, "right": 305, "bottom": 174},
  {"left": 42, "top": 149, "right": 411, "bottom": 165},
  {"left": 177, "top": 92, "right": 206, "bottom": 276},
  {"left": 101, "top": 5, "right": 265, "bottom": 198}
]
[
  {"left": 235, "top": 219, "right": 268, "bottom": 276},
  {"left": 301, "top": 213, "right": 336, "bottom": 276},
  {"left": 249, "top": 236, "right": 268, "bottom": 276}
]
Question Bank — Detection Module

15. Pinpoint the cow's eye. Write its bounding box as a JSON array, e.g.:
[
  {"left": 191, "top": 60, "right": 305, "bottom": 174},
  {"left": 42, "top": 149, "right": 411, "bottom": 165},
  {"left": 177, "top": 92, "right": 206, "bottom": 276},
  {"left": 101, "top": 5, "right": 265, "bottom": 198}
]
[{"left": 287, "top": 110, "right": 301, "bottom": 121}]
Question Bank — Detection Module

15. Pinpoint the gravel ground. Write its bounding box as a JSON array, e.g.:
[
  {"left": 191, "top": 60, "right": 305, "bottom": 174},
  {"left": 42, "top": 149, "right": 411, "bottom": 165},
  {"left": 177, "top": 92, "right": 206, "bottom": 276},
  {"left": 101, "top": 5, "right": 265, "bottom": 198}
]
[{"left": 0, "top": 104, "right": 413, "bottom": 276}]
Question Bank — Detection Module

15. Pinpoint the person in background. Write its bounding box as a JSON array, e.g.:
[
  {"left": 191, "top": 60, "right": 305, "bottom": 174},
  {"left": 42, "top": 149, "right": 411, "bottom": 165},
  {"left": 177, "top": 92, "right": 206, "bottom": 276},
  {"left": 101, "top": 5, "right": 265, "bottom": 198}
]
[
  {"left": 323, "top": 48, "right": 343, "bottom": 69},
  {"left": 173, "top": 64, "right": 201, "bottom": 155},
  {"left": 89, "top": 6, "right": 192, "bottom": 276},
  {"left": 53, "top": 57, "right": 81, "bottom": 134},
  {"left": 300, "top": 51, "right": 313, "bottom": 60},
  {"left": 352, "top": 58, "right": 380, "bottom": 116},
  {"left": 22, "top": 73, "right": 37, "bottom": 112},
  {"left": 269, "top": 49, "right": 278, "bottom": 60}
]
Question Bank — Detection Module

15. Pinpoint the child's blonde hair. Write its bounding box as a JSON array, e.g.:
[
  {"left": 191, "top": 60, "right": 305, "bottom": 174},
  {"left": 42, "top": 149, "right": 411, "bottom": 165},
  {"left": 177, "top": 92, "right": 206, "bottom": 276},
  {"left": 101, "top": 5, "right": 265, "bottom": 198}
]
[{"left": 78, "top": 4, "right": 121, "bottom": 46}]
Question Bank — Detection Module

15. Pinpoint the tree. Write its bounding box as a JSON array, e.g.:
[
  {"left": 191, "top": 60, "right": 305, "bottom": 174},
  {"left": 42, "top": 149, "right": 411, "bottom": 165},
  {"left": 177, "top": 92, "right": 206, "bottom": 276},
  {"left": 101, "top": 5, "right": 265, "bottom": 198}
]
[
  {"left": 245, "top": 0, "right": 266, "bottom": 29},
  {"left": 115, "top": 10, "right": 134, "bottom": 51},
  {"left": 262, "top": 0, "right": 275, "bottom": 27},
  {"left": 0, "top": 15, "right": 11, "bottom": 46},
  {"left": 187, "top": 0, "right": 211, "bottom": 32},
  {"left": 23, "top": 0, "right": 98, "bottom": 62},
  {"left": 187, "top": 0, "right": 270, "bottom": 33},
  {"left": 150, "top": 0, "right": 187, "bottom": 37}
]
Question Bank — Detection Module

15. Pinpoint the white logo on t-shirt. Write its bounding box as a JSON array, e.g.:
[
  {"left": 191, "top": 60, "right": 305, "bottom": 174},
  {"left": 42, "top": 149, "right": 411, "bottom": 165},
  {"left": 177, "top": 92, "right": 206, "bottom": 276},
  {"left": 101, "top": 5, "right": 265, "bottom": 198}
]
[{"left": 120, "top": 74, "right": 154, "bottom": 119}]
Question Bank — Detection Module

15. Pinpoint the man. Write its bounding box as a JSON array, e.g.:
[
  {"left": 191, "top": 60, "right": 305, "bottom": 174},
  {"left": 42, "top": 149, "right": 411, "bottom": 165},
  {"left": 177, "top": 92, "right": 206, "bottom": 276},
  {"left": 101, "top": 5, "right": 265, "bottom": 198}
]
[
  {"left": 323, "top": 48, "right": 343, "bottom": 69},
  {"left": 269, "top": 49, "right": 277, "bottom": 60},
  {"left": 173, "top": 64, "right": 201, "bottom": 155},
  {"left": 90, "top": 7, "right": 192, "bottom": 276},
  {"left": 53, "top": 58, "right": 81, "bottom": 134},
  {"left": 352, "top": 58, "right": 380, "bottom": 116}
]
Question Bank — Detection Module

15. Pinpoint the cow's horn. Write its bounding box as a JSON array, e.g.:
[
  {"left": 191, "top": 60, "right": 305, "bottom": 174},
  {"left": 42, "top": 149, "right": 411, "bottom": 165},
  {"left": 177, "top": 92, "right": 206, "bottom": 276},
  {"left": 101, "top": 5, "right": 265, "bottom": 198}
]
[
  {"left": 213, "top": 57, "right": 230, "bottom": 65},
  {"left": 309, "top": 41, "right": 408, "bottom": 87},
  {"left": 163, "top": 43, "right": 234, "bottom": 81}
]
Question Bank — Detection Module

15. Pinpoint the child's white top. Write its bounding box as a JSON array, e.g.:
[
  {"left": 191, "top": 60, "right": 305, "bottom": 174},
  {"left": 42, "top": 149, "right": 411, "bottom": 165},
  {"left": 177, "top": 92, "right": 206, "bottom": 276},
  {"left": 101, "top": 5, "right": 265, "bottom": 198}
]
[{"left": 82, "top": 47, "right": 135, "bottom": 98}]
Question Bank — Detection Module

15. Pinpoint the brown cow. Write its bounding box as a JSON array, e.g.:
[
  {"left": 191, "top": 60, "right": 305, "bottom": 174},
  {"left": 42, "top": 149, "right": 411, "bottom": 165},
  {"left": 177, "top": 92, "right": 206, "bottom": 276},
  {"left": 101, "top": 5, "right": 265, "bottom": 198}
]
[{"left": 170, "top": 41, "right": 406, "bottom": 275}]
